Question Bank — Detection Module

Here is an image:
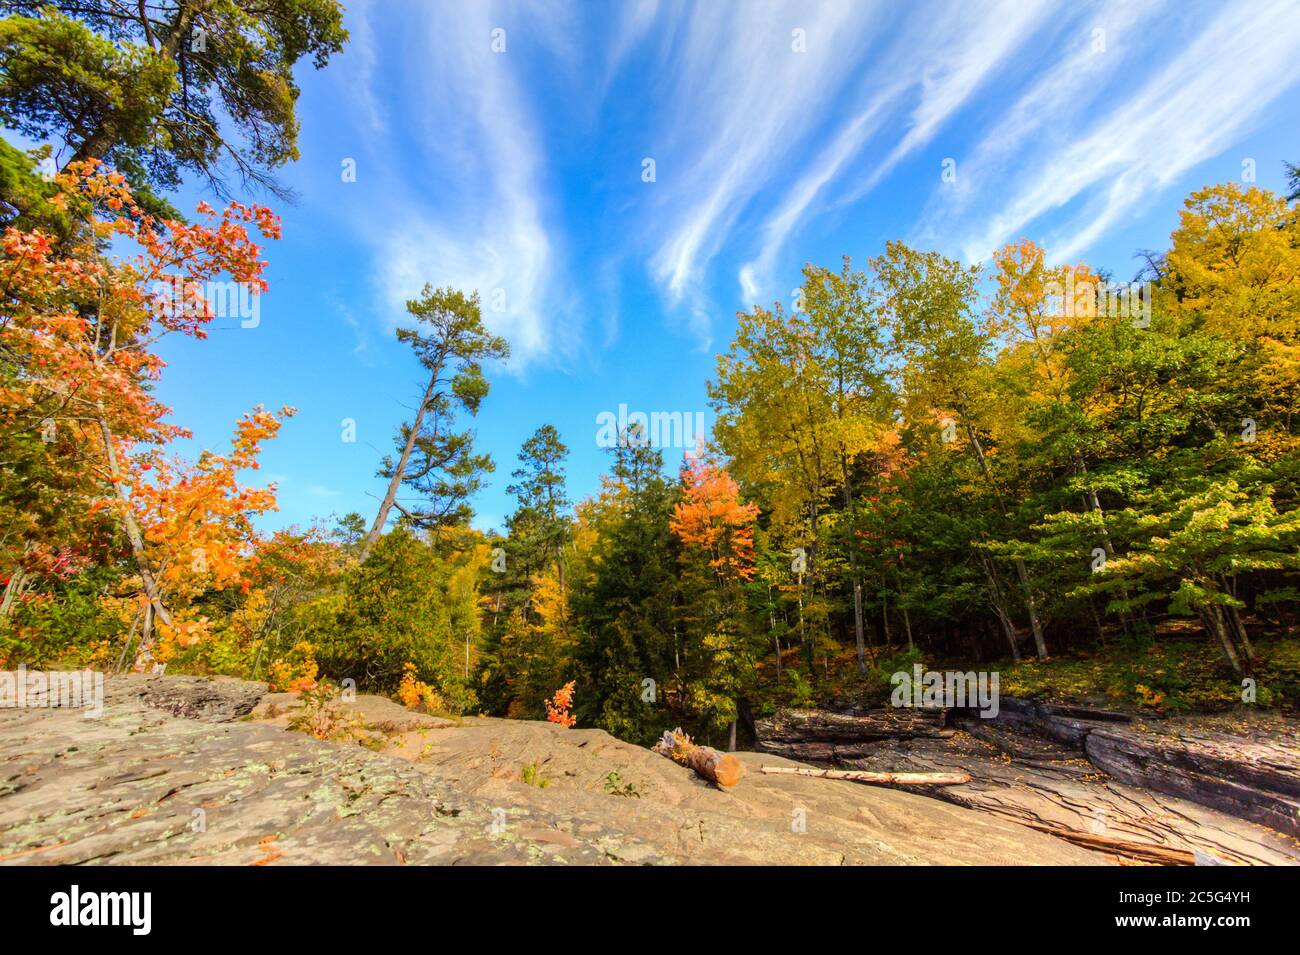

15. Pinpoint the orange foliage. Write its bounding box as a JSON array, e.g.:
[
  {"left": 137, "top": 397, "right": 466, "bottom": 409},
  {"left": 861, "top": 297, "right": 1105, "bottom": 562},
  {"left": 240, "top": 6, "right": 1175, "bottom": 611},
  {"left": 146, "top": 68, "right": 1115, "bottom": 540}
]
[
  {"left": 267, "top": 641, "right": 319, "bottom": 693},
  {"left": 396, "top": 662, "right": 443, "bottom": 712},
  {"left": 0, "top": 159, "right": 285, "bottom": 663},
  {"left": 545, "top": 680, "right": 577, "bottom": 727},
  {"left": 670, "top": 455, "right": 759, "bottom": 581},
  {"left": 1, "top": 160, "right": 280, "bottom": 448}
]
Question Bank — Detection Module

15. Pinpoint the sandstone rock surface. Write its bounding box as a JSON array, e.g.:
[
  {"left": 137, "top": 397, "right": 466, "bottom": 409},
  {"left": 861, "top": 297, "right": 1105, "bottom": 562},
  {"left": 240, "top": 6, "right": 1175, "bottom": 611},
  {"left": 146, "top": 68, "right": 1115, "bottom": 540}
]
[{"left": 0, "top": 675, "right": 1105, "bottom": 866}]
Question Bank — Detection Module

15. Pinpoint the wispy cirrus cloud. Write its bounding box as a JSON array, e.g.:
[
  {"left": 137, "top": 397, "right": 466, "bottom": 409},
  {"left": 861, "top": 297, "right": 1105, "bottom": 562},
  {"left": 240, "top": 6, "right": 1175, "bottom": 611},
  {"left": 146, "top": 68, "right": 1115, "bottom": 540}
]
[
  {"left": 946, "top": 0, "right": 1300, "bottom": 264},
  {"left": 739, "top": 0, "right": 1054, "bottom": 303},
  {"left": 642, "top": 0, "right": 883, "bottom": 334},
  {"left": 331, "top": 0, "right": 576, "bottom": 371},
  {"left": 915, "top": 0, "right": 1162, "bottom": 243},
  {"left": 326, "top": 0, "right": 1300, "bottom": 366}
]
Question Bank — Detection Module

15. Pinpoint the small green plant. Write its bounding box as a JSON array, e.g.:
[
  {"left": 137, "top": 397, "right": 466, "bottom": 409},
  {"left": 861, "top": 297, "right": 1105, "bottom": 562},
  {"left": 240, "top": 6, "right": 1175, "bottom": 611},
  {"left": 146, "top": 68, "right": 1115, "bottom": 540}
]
[
  {"left": 785, "top": 668, "right": 817, "bottom": 707},
  {"left": 603, "top": 771, "right": 640, "bottom": 798},
  {"left": 521, "top": 761, "right": 550, "bottom": 788}
]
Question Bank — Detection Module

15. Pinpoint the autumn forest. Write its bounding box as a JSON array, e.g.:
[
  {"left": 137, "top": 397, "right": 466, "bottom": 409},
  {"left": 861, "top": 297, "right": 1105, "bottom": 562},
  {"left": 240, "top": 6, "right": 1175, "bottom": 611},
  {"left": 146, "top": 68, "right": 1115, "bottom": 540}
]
[{"left": 3, "top": 2, "right": 1300, "bottom": 756}]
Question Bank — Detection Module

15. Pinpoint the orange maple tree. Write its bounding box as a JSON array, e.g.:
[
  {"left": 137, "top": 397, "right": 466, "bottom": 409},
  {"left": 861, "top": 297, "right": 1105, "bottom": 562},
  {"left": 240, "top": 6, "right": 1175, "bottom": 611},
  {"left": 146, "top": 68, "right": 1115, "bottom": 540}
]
[
  {"left": 0, "top": 159, "right": 283, "bottom": 660},
  {"left": 109, "top": 405, "right": 295, "bottom": 664},
  {"left": 670, "top": 454, "right": 759, "bottom": 582}
]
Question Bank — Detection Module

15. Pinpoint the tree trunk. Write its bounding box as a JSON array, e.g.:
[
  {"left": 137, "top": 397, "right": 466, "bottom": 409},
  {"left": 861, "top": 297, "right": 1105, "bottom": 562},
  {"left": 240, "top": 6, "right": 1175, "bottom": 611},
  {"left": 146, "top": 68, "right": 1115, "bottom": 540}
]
[
  {"left": 758, "top": 765, "right": 970, "bottom": 786},
  {"left": 796, "top": 573, "right": 811, "bottom": 671},
  {"left": 965, "top": 423, "right": 1047, "bottom": 659},
  {"left": 114, "top": 607, "right": 142, "bottom": 673},
  {"left": 360, "top": 372, "right": 438, "bottom": 561},
  {"left": 1220, "top": 576, "right": 1255, "bottom": 663},
  {"left": 250, "top": 608, "right": 279, "bottom": 680},
  {"left": 839, "top": 455, "right": 868, "bottom": 672},
  {"left": 98, "top": 415, "right": 172, "bottom": 658},
  {"left": 979, "top": 550, "right": 1021, "bottom": 662},
  {"left": 1202, "top": 605, "right": 1243, "bottom": 676},
  {"left": 0, "top": 565, "right": 26, "bottom": 618}
]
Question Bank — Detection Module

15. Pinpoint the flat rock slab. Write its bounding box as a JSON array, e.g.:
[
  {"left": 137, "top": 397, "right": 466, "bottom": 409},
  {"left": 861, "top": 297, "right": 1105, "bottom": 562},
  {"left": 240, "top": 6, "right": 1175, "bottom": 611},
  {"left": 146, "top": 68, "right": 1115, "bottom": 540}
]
[
  {"left": 1084, "top": 721, "right": 1300, "bottom": 840},
  {"left": 846, "top": 725, "right": 1300, "bottom": 866},
  {"left": 0, "top": 676, "right": 1103, "bottom": 866},
  {"left": 125, "top": 675, "right": 269, "bottom": 723}
]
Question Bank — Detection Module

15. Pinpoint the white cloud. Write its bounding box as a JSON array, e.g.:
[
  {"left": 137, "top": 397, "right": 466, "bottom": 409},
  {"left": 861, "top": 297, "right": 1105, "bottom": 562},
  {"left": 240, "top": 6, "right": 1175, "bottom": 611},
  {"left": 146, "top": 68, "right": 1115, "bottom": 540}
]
[
  {"left": 342, "top": 0, "right": 386, "bottom": 134},
  {"left": 335, "top": 1, "right": 573, "bottom": 370},
  {"left": 330, "top": 0, "right": 1300, "bottom": 367},
  {"left": 954, "top": 0, "right": 1300, "bottom": 264},
  {"left": 737, "top": 0, "right": 1052, "bottom": 302},
  {"left": 645, "top": 0, "right": 882, "bottom": 328}
]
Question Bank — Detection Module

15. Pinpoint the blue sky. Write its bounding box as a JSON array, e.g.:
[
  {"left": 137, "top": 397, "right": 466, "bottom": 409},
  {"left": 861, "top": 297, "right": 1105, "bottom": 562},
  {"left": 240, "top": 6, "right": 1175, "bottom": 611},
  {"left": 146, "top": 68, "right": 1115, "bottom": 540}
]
[{"left": 148, "top": 0, "right": 1300, "bottom": 535}]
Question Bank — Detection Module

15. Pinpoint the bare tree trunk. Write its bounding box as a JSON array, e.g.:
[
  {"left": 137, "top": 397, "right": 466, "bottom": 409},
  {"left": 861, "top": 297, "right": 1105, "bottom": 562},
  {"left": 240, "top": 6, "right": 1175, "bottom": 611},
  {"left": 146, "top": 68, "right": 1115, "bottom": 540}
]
[
  {"left": 98, "top": 415, "right": 171, "bottom": 658},
  {"left": 1221, "top": 576, "right": 1255, "bottom": 663},
  {"left": 0, "top": 566, "right": 26, "bottom": 618},
  {"left": 114, "top": 608, "right": 142, "bottom": 673},
  {"left": 360, "top": 374, "right": 438, "bottom": 562},
  {"left": 1088, "top": 600, "right": 1107, "bottom": 645},
  {"left": 965, "top": 423, "right": 1047, "bottom": 659},
  {"left": 979, "top": 550, "right": 1021, "bottom": 662},
  {"left": 759, "top": 765, "right": 970, "bottom": 786},
  {"left": 839, "top": 456, "right": 868, "bottom": 672},
  {"left": 1202, "top": 605, "right": 1243, "bottom": 676},
  {"left": 250, "top": 604, "right": 280, "bottom": 680},
  {"left": 881, "top": 588, "right": 893, "bottom": 648},
  {"left": 767, "top": 585, "right": 783, "bottom": 682},
  {"left": 796, "top": 573, "right": 810, "bottom": 671}
]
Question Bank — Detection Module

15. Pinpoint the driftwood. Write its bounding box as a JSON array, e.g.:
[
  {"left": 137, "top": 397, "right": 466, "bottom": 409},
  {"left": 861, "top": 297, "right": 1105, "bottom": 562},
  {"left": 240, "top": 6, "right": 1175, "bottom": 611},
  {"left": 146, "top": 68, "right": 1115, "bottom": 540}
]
[
  {"left": 756, "top": 707, "right": 949, "bottom": 744},
  {"left": 759, "top": 765, "right": 970, "bottom": 786},
  {"left": 654, "top": 728, "right": 745, "bottom": 789}
]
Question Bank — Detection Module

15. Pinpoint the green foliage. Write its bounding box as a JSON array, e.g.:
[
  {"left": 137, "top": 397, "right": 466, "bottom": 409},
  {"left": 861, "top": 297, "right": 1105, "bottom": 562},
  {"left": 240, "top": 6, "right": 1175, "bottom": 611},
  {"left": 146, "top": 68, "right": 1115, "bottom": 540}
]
[
  {"left": 603, "top": 771, "right": 640, "bottom": 797},
  {"left": 1000, "top": 637, "right": 1300, "bottom": 712},
  {"left": 376, "top": 287, "right": 510, "bottom": 533},
  {"left": 0, "top": 2, "right": 347, "bottom": 197},
  {"left": 569, "top": 431, "right": 681, "bottom": 745},
  {"left": 520, "top": 761, "right": 549, "bottom": 788},
  {"left": 0, "top": 567, "right": 125, "bottom": 668},
  {"left": 311, "top": 529, "right": 481, "bottom": 713},
  {"left": 0, "top": 139, "right": 69, "bottom": 231},
  {"left": 781, "top": 668, "right": 818, "bottom": 708}
]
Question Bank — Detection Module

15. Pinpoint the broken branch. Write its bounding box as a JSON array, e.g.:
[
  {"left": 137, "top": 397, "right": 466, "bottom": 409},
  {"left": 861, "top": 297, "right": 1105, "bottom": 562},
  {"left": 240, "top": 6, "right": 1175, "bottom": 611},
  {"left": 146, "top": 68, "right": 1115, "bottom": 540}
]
[{"left": 759, "top": 765, "right": 971, "bottom": 786}]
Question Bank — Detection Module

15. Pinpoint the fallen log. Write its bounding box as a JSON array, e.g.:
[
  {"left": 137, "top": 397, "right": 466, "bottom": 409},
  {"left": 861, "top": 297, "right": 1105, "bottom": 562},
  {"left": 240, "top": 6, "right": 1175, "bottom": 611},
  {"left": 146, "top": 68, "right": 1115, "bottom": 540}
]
[
  {"left": 654, "top": 728, "right": 745, "bottom": 789},
  {"left": 759, "top": 765, "right": 971, "bottom": 786},
  {"left": 755, "top": 707, "right": 948, "bottom": 747}
]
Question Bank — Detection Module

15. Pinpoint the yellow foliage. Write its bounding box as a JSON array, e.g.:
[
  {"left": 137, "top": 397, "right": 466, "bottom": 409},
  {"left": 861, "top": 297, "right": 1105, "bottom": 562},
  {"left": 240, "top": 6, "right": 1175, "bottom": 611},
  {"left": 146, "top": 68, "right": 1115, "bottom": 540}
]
[
  {"left": 396, "top": 662, "right": 443, "bottom": 712},
  {"left": 267, "top": 641, "right": 318, "bottom": 693}
]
